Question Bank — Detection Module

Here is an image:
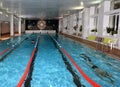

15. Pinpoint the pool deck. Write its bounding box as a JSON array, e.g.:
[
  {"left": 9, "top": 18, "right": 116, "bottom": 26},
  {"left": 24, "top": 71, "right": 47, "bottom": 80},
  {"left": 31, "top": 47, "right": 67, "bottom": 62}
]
[
  {"left": 0, "top": 33, "right": 19, "bottom": 41},
  {"left": 60, "top": 32, "right": 120, "bottom": 60}
]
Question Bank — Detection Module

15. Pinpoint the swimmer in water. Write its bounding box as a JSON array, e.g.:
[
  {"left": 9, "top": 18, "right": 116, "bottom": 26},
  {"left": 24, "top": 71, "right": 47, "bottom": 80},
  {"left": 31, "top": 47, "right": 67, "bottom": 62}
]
[
  {"left": 80, "top": 54, "right": 114, "bottom": 84},
  {"left": 31, "top": 39, "right": 35, "bottom": 44},
  {"left": 80, "top": 53, "right": 91, "bottom": 62},
  {"left": 87, "top": 61, "right": 114, "bottom": 84}
]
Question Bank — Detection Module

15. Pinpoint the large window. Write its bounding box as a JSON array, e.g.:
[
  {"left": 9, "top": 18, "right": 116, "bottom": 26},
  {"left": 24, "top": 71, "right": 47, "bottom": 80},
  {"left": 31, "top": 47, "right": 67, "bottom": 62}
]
[{"left": 114, "top": 1, "right": 120, "bottom": 9}]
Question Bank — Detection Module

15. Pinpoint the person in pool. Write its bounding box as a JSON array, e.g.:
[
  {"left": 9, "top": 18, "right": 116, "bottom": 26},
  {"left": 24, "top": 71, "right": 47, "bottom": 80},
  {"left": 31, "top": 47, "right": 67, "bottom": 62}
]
[
  {"left": 31, "top": 39, "right": 35, "bottom": 44},
  {"left": 80, "top": 54, "right": 114, "bottom": 84},
  {"left": 80, "top": 53, "right": 91, "bottom": 62}
]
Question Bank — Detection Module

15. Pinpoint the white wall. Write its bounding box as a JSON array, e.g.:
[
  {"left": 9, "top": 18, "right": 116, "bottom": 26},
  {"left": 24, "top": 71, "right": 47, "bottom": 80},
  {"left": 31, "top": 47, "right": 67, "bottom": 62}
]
[{"left": 58, "top": 0, "right": 120, "bottom": 49}]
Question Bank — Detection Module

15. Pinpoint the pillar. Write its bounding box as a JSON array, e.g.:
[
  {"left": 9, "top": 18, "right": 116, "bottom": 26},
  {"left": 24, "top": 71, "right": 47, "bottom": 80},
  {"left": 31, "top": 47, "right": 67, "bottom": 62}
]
[
  {"left": 18, "top": 17, "right": 21, "bottom": 35},
  {"left": 82, "top": 8, "right": 90, "bottom": 39},
  {"left": 10, "top": 14, "right": 14, "bottom": 36},
  {"left": 69, "top": 15, "right": 74, "bottom": 34},
  {"left": 97, "top": 1, "right": 110, "bottom": 36},
  {"left": 118, "top": 13, "right": 120, "bottom": 49},
  {"left": 89, "top": 6, "right": 96, "bottom": 35}
]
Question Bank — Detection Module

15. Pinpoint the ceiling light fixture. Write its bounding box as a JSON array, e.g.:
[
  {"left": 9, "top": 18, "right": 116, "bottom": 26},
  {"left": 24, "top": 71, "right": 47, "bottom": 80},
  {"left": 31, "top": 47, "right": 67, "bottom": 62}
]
[
  {"left": 71, "top": 1, "right": 84, "bottom": 10},
  {"left": 91, "top": 0, "right": 101, "bottom": 4},
  {"left": 0, "top": 11, "right": 3, "bottom": 14},
  {"left": 80, "top": 1, "right": 84, "bottom": 6},
  {"left": 71, "top": 6, "right": 84, "bottom": 10}
]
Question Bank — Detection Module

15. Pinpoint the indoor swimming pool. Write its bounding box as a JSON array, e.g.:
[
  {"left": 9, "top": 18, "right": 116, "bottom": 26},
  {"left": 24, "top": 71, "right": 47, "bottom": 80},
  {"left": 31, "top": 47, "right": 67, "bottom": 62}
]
[{"left": 0, "top": 34, "right": 120, "bottom": 87}]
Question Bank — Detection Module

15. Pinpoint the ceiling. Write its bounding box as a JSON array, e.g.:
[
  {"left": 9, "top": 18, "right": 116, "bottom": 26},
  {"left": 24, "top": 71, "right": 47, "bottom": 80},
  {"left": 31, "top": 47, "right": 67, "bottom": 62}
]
[{"left": 0, "top": 0, "right": 103, "bottom": 19}]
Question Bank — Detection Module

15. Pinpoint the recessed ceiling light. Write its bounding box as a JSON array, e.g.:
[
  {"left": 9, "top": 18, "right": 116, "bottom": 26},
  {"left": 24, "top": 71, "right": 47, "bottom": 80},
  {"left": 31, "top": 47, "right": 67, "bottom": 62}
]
[
  {"left": 71, "top": 6, "right": 84, "bottom": 10},
  {"left": 0, "top": 11, "right": 3, "bottom": 14},
  {"left": 91, "top": 0, "right": 101, "bottom": 4},
  {"left": 80, "top": 2, "right": 84, "bottom": 6},
  {"left": 55, "top": 16, "right": 63, "bottom": 19}
]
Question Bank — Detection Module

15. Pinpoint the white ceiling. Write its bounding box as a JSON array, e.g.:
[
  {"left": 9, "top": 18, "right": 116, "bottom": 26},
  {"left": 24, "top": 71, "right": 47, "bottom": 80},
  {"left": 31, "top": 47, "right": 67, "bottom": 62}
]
[{"left": 0, "top": 0, "right": 103, "bottom": 19}]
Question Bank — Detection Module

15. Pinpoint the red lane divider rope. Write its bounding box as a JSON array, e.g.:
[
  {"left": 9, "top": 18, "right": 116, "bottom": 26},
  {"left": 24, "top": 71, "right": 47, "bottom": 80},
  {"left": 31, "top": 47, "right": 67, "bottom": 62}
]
[
  {"left": 16, "top": 48, "right": 36, "bottom": 87},
  {"left": 0, "top": 48, "right": 11, "bottom": 56},
  {"left": 61, "top": 48, "right": 101, "bottom": 87}
]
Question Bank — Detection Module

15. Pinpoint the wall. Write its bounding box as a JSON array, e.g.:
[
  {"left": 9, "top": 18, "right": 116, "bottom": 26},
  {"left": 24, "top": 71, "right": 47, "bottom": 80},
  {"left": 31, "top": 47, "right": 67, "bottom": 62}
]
[
  {"left": 59, "top": 0, "right": 120, "bottom": 50},
  {"left": 1, "top": 21, "right": 10, "bottom": 35},
  {"left": 0, "top": 14, "right": 25, "bottom": 36},
  {"left": 25, "top": 19, "right": 59, "bottom": 33}
]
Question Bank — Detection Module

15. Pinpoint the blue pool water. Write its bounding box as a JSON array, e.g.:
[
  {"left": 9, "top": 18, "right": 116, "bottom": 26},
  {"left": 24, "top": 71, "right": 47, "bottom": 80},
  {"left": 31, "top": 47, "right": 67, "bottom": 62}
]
[
  {"left": 0, "top": 34, "right": 120, "bottom": 87},
  {"left": 55, "top": 34, "right": 120, "bottom": 87},
  {"left": 31, "top": 35, "right": 76, "bottom": 87},
  {"left": 0, "top": 34, "right": 36, "bottom": 87},
  {"left": 0, "top": 34, "right": 30, "bottom": 52}
]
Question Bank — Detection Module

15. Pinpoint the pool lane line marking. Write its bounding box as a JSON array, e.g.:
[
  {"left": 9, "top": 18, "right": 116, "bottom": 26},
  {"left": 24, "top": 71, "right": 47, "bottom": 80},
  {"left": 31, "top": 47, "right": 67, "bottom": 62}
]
[
  {"left": 17, "top": 48, "right": 36, "bottom": 87},
  {"left": 61, "top": 48, "right": 101, "bottom": 87},
  {"left": 24, "top": 50, "right": 36, "bottom": 87},
  {"left": 0, "top": 34, "right": 32, "bottom": 62},
  {"left": 49, "top": 35, "right": 101, "bottom": 87},
  {"left": 48, "top": 34, "right": 85, "bottom": 87},
  {"left": 16, "top": 35, "right": 40, "bottom": 87},
  {"left": 24, "top": 35, "right": 40, "bottom": 87},
  {"left": 0, "top": 48, "right": 11, "bottom": 56},
  {"left": 60, "top": 50, "right": 85, "bottom": 87}
]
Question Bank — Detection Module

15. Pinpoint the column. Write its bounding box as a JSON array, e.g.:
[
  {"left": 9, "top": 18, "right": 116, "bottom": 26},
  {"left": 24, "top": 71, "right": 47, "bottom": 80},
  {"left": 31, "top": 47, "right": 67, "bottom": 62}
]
[
  {"left": 10, "top": 14, "right": 14, "bottom": 36},
  {"left": 118, "top": 13, "right": 120, "bottom": 49},
  {"left": 22, "top": 19, "right": 26, "bottom": 33},
  {"left": 89, "top": 6, "right": 96, "bottom": 35},
  {"left": 58, "top": 20, "right": 61, "bottom": 32},
  {"left": 69, "top": 15, "right": 73, "bottom": 34},
  {"left": 78, "top": 11, "right": 82, "bottom": 28},
  {"left": 18, "top": 17, "right": 21, "bottom": 35},
  {"left": 97, "top": 1, "right": 110, "bottom": 36},
  {"left": 82, "top": 8, "right": 90, "bottom": 39},
  {"left": 73, "top": 14, "right": 76, "bottom": 34}
]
